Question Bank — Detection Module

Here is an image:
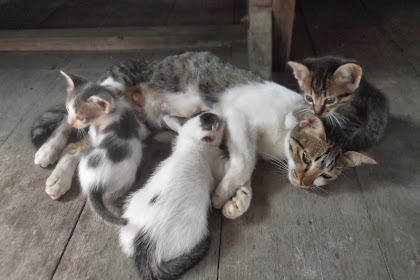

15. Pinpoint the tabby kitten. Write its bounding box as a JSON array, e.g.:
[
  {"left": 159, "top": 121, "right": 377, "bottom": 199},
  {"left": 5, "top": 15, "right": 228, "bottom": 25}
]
[
  {"left": 62, "top": 71, "right": 149, "bottom": 225},
  {"left": 285, "top": 113, "right": 376, "bottom": 189},
  {"left": 288, "top": 56, "right": 389, "bottom": 151}
]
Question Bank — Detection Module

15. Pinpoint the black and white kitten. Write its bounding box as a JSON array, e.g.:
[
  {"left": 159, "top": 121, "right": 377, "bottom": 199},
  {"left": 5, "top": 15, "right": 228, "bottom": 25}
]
[
  {"left": 62, "top": 71, "right": 149, "bottom": 225},
  {"left": 120, "top": 112, "right": 226, "bottom": 279}
]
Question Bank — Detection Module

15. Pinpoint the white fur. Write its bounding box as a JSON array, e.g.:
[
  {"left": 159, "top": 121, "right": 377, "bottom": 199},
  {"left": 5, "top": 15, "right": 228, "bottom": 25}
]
[
  {"left": 79, "top": 125, "right": 143, "bottom": 198},
  {"left": 119, "top": 113, "right": 226, "bottom": 262},
  {"left": 211, "top": 82, "right": 304, "bottom": 213},
  {"left": 34, "top": 122, "right": 73, "bottom": 167},
  {"left": 100, "top": 77, "right": 125, "bottom": 92},
  {"left": 45, "top": 145, "right": 83, "bottom": 199}
]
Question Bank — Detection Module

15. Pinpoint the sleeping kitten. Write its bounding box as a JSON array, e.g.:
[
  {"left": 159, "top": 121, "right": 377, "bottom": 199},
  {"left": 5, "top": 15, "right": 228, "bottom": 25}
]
[
  {"left": 288, "top": 56, "right": 389, "bottom": 151},
  {"left": 285, "top": 113, "right": 376, "bottom": 189},
  {"left": 120, "top": 111, "right": 226, "bottom": 279},
  {"left": 62, "top": 71, "right": 149, "bottom": 225}
]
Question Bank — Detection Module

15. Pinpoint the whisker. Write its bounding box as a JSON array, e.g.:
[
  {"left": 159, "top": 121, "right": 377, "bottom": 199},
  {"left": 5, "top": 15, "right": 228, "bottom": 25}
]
[{"left": 315, "top": 186, "right": 329, "bottom": 196}]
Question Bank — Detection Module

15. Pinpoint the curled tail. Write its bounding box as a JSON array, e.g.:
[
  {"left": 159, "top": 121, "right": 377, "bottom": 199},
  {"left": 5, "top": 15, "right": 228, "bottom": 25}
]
[
  {"left": 31, "top": 104, "right": 68, "bottom": 148},
  {"left": 347, "top": 88, "right": 389, "bottom": 151},
  {"left": 134, "top": 232, "right": 211, "bottom": 280},
  {"left": 88, "top": 187, "right": 128, "bottom": 226}
]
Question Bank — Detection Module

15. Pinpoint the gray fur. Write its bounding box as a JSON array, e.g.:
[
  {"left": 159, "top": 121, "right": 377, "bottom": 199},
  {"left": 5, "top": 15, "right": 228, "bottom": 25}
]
[
  {"left": 30, "top": 104, "right": 68, "bottom": 148},
  {"left": 298, "top": 56, "right": 389, "bottom": 151},
  {"left": 134, "top": 232, "right": 211, "bottom": 280}
]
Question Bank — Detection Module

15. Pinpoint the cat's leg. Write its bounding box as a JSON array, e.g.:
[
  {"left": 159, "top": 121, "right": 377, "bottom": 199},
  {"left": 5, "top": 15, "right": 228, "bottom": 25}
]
[
  {"left": 212, "top": 111, "right": 257, "bottom": 210},
  {"left": 45, "top": 137, "right": 90, "bottom": 199},
  {"left": 34, "top": 121, "right": 74, "bottom": 167},
  {"left": 222, "top": 180, "right": 252, "bottom": 219}
]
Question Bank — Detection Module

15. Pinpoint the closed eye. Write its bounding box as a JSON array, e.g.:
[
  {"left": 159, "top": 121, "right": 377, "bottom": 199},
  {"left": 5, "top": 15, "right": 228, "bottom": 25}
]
[{"left": 321, "top": 173, "right": 332, "bottom": 179}]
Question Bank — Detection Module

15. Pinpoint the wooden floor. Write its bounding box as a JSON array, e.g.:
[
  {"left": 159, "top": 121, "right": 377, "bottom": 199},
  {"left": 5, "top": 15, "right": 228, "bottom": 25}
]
[{"left": 0, "top": 0, "right": 419, "bottom": 279}]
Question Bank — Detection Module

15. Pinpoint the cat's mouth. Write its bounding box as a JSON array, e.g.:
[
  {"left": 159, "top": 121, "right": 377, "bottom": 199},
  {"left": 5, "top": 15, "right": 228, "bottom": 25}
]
[{"left": 201, "top": 135, "right": 215, "bottom": 143}]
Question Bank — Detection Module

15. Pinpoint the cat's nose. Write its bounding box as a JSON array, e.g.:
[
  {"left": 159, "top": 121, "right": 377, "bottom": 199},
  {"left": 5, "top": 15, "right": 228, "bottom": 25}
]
[{"left": 300, "top": 177, "right": 314, "bottom": 187}]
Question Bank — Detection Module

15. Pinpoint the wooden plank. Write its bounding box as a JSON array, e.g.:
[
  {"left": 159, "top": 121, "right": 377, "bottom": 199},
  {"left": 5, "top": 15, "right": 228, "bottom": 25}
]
[
  {"left": 272, "top": 0, "right": 296, "bottom": 71},
  {"left": 248, "top": 5, "right": 272, "bottom": 79},
  {"left": 0, "top": 70, "right": 86, "bottom": 279},
  {"left": 167, "top": 0, "right": 236, "bottom": 25},
  {"left": 219, "top": 161, "right": 390, "bottom": 279},
  {"left": 360, "top": 0, "right": 420, "bottom": 74},
  {"left": 0, "top": 0, "right": 67, "bottom": 29},
  {"left": 299, "top": 0, "right": 420, "bottom": 279},
  {"left": 0, "top": 25, "right": 246, "bottom": 52}
]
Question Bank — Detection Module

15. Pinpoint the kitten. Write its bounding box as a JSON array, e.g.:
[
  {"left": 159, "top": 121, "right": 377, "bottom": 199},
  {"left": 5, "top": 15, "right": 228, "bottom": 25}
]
[
  {"left": 285, "top": 113, "right": 376, "bottom": 189},
  {"left": 62, "top": 71, "right": 149, "bottom": 225},
  {"left": 119, "top": 112, "right": 226, "bottom": 279},
  {"left": 288, "top": 56, "right": 389, "bottom": 151}
]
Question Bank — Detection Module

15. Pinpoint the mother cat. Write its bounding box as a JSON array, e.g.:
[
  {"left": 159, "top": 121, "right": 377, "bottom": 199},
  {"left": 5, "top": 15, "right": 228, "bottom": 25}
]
[{"left": 32, "top": 52, "right": 375, "bottom": 219}]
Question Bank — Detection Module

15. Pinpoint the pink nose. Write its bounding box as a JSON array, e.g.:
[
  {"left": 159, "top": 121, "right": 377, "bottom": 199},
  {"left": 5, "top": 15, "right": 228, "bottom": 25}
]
[{"left": 301, "top": 177, "right": 314, "bottom": 187}]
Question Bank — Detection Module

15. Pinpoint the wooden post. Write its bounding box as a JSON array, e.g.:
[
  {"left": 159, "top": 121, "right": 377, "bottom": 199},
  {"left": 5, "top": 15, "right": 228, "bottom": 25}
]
[
  {"left": 248, "top": 2, "right": 272, "bottom": 80},
  {"left": 272, "top": 0, "right": 295, "bottom": 71}
]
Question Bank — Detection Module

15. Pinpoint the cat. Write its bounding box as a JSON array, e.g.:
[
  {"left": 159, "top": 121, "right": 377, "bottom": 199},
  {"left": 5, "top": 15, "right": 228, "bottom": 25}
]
[
  {"left": 119, "top": 111, "right": 227, "bottom": 279},
  {"left": 63, "top": 71, "right": 149, "bottom": 225},
  {"left": 285, "top": 113, "right": 376, "bottom": 189},
  {"left": 32, "top": 52, "right": 377, "bottom": 219},
  {"left": 288, "top": 56, "right": 389, "bottom": 151}
]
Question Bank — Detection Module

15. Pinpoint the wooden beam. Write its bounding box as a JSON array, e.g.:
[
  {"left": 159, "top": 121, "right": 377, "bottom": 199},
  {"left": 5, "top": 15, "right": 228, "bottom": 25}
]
[
  {"left": 0, "top": 25, "right": 246, "bottom": 52},
  {"left": 248, "top": 5, "right": 272, "bottom": 80},
  {"left": 272, "top": 0, "right": 295, "bottom": 71}
]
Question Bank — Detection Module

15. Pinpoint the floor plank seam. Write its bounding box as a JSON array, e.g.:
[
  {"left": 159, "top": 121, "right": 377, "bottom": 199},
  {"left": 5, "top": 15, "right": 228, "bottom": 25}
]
[
  {"left": 353, "top": 169, "right": 394, "bottom": 280},
  {"left": 216, "top": 214, "right": 223, "bottom": 280},
  {"left": 296, "top": 0, "right": 317, "bottom": 56},
  {"left": 49, "top": 200, "right": 87, "bottom": 280}
]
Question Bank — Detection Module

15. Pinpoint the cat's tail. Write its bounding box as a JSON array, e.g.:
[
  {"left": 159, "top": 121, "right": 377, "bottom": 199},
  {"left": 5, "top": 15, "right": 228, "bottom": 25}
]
[
  {"left": 134, "top": 232, "right": 211, "bottom": 280},
  {"left": 30, "top": 104, "right": 68, "bottom": 148},
  {"left": 88, "top": 187, "right": 128, "bottom": 226},
  {"left": 347, "top": 86, "right": 389, "bottom": 151}
]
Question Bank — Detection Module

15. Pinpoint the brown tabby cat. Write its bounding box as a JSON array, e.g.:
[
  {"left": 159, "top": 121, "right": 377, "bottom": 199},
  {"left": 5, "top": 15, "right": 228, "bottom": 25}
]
[{"left": 288, "top": 56, "right": 389, "bottom": 151}]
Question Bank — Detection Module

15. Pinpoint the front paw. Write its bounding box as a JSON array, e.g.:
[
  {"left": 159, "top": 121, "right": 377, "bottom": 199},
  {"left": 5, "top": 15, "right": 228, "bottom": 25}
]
[
  {"left": 212, "top": 191, "right": 229, "bottom": 209},
  {"left": 45, "top": 170, "right": 73, "bottom": 200},
  {"left": 34, "top": 143, "right": 60, "bottom": 167},
  {"left": 222, "top": 186, "right": 251, "bottom": 219}
]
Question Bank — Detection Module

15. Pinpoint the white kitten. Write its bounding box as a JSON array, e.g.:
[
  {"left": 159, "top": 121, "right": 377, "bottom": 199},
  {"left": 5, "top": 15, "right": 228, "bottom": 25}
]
[{"left": 119, "top": 111, "right": 226, "bottom": 280}]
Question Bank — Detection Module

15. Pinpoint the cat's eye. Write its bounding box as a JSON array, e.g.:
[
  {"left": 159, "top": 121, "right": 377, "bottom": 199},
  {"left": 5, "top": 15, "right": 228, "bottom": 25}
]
[
  {"left": 325, "top": 97, "right": 336, "bottom": 104},
  {"left": 302, "top": 151, "right": 311, "bottom": 164},
  {"left": 305, "top": 95, "right": 313, "bottom": 103},
  {"left": 321, "top": 173, "right": 332, "bottom": 179},
  {"left": 76, "top": 116, "right": 85, "bottom": 122}
]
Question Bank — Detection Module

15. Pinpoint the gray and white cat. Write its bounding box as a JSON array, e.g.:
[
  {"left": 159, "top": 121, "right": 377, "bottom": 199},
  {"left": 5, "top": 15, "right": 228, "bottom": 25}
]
[
  {"left": 63, "top": 71, "right": 149, "bottom": 225},
  {"left": 120, "top": 111, "right": 226, "bottom": 279}
]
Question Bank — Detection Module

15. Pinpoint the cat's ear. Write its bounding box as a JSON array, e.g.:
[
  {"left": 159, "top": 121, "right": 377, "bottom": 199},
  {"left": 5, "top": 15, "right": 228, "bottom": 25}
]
[
  {"left": 288, "top": 61, "right": 310, "bottom": 89},
  {"left": 299, "top": 114, "right": 326, "bottom": 141},
  {"left": 332, "top": 63, "right": 362, "bottom": 92},
  {"left": 60, "top": 71, "right": 87, "bottom": 92},
  {"left": 88, "top": 95, "right": 111, "bottom": 112},
  {"left": 163, "top": 115, "right": 182, "bottom": 132},
  {"left": 342, "top": 151, "right": 377, "bottom": 167}
]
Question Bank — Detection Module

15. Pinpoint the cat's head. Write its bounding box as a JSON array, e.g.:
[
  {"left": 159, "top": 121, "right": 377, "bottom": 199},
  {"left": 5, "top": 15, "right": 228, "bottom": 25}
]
[
  {"left": 61, "top": 71, "right": 116, "bottom": 129},
  {"left": 286, "top": 114, "right": 376, "bottom": 188},
  {"left": 163, "top": 111, "right": 225, "bottom": 146},
  {"left": 288, "top": 56, "right": 362, "bottom": 117}
]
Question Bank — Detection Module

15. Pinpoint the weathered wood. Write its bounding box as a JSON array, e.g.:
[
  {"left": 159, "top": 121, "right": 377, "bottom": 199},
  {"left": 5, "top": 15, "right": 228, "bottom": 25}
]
[
  {"left": 272, "top": 0, "right": 296, "bottom": 71},
  {"left": 0, "top": 25, "right": 246, "bottom": 52},
  {"left": 360, "top": 0, "right": 420, "bottom": 74},
  {"left": 219, "top": 162, "right": 390, "bottom": 279},
  {"left": 248, "top": 5, "right": 272, "bottom": 80},
  {"left": 300, "top": 0, "right": 420, "bottom": 279}
]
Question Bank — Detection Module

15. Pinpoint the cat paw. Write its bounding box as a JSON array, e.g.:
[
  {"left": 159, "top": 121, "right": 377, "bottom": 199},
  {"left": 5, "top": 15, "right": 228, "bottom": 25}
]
[
  {"left": 222, "top": 186, "right": 251, "bottom": 219},
  {"left": 45, "top": 170, "right": 72, "bottom": 200},
  {"left": 34, "top": 143, "right": 60, "bottom": 167},
  {"left": 212, "top": 191, "right": 229, "bottom": 209}
]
